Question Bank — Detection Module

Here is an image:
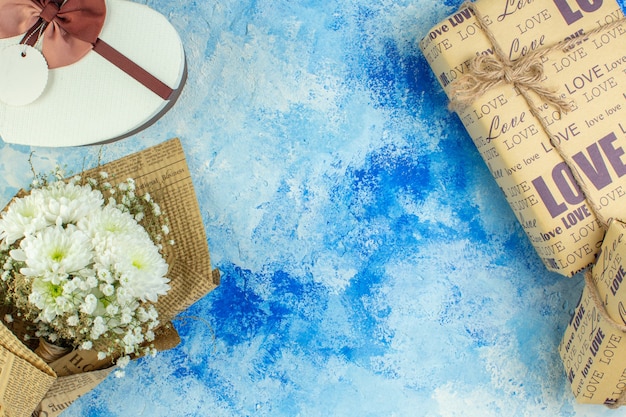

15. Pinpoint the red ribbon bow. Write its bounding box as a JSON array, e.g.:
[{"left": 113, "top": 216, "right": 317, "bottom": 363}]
[
  {"left": 0, "top": 0, "right": 106, "bottom": 69},
  {"left": 0, "top": 0, "right": 174, "bottom": 100}
]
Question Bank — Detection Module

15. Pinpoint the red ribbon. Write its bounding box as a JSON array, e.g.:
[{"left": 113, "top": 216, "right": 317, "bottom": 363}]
[{"left": 0, "top": 0, "right": 174, "bottom": 100}]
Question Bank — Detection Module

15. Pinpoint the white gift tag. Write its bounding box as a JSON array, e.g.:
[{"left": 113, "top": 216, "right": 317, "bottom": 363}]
[{"left": 0, "top": 45, "right": 48, "bottom": 106}]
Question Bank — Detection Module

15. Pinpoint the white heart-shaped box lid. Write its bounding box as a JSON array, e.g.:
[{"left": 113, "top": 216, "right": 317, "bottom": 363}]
[{"left": 0, "top": 0, "right": 186, "bottom": 147}]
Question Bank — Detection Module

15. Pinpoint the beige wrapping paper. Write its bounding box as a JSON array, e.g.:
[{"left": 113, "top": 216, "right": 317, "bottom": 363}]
[
  {"left": 559, "top": 219, "right": 626, "bottom": 406},
  {"left": 420, "top": 0, "right": 626, "bottom": 276},
  {"left": 0, "top": 323, "right": 55, "bottom": 417},
  {"left": 0, "top": 138, "right": 220, "bottom": 417}
]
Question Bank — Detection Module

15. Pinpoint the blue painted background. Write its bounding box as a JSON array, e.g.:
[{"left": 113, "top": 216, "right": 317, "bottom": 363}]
[{"left": 2, "top": 0, "right": 626, "bottom": 416}]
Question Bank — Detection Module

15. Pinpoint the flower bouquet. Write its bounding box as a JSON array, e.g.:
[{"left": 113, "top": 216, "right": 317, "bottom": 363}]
[
  {"left": 0, "top": 170, "right": 172, "bottom": 373},
  {"left": 0, "top": 138, "right": 220, "bottom": 417}
]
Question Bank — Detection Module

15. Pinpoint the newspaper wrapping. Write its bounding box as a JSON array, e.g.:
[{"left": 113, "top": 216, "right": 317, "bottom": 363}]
[{"left": 0, "top": 138, "right": 220, "bottom": 417}]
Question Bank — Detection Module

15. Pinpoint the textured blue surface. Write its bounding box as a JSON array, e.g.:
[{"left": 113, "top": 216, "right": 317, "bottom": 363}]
[{"left": 2, "top": 0, "right": 626, "bottom": 416}]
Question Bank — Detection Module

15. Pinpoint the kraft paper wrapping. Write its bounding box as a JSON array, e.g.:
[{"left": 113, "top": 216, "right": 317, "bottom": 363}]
[
  {"left": 0, "top": 323, "right": 55, "bottom": 417},
  {"left": 0, "top": 138, "right": 220, "bottom": 416},
  {"left": 420, "top": 0, "right": 626, "bottom": 276},
  {"left": 559, "top": 219, "right": 626, "bottom": 406},
  {"left": 80, "top": 138, "right": 221, "bottom": 325},
  {"left": 32, "top": 369, "right": 113, "bottom": 417}
]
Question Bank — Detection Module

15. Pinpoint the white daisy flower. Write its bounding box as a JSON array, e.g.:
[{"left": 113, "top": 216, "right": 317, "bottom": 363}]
[
  {"left": 0, "top": 193, "right": 47, "bottom": 244},
  {"left": 29, "top": 277, "right": 76, "bottom": 323},
  {"left": 113, "top": 237, "right": 170, "bottom": 302},
  {"left": 79, "top": 204, "right": 144, "bottom": 239},
  {"left": 39, "top": 182, "right": 103, "bottom": 227},
  {"left": 17, "top": 226, "right": 93, "bottom": 282}
]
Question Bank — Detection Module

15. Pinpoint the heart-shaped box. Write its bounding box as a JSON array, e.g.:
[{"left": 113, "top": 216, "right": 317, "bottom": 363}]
[{"left": 0, "top": 0, "right": 186, "bottom": 147}]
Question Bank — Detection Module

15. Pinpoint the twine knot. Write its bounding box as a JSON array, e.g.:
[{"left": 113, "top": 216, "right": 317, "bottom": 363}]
[{"left": 448, "top": 51, "right": 572, "bottom": 114}]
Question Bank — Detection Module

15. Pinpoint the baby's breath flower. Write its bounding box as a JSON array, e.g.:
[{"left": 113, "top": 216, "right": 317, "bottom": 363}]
[
  {"left": 117, "top": 355, "right": 131, "bottom": 368},
  {"left": 80, "top": 294, "right": 98, "bottom": 315}
]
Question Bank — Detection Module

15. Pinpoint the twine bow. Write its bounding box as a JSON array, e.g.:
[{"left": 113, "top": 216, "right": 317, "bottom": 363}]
[
  {"left": 449, "top": 51, "right": 573, "bottom": 115},
  {"left": 0, "top": 0, "right": 106, "bottom": 69},
  {"left": 447, "top": 2, "right": 573, "bottom": 115}
]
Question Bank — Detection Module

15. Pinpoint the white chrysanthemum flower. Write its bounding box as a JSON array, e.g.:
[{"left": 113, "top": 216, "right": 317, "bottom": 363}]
[
  {"left": 79, "top": 204, "right": 144, "bottom": 239},
  {"left": 17, "top": 226, "right": 92, "bottom": 283},
  {"left": 113, "top": 237, "right": 170, "bottom": 302},
  {"left": 29, "top": 278, "right": 77, "bottom": 323},
  {"left": 0, "top": 193, "right": 47, "bottom": 244},
  {"left": 39, "top": 181, "right": 103, "bottom": 226}
]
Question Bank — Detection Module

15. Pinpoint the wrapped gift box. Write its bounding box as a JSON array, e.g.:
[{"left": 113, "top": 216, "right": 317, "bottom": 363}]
[
  {"left": 420, "top": 0, "right": 626, "bottom": 276},
  {"left": 0, "top": 0, "right": 186, "bottom": 147},
  {"left": 0, "top": 139, "right": 220, "bottom": 417},
  {"left": 559, "top": 219, "right": 626, "bottom": 406}
]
